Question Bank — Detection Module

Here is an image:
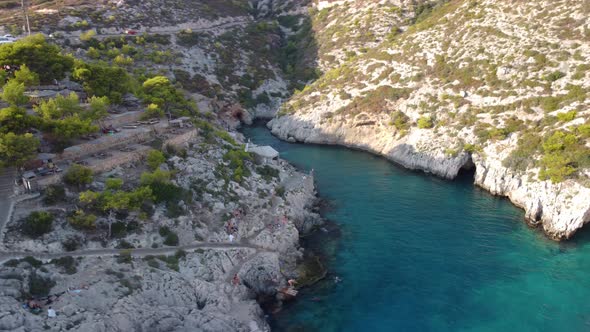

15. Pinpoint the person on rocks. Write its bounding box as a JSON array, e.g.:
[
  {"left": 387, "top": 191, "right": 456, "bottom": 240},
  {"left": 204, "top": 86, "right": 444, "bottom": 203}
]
[
  {"left": 47, "top": 307, "right": 57, "bottom": 318},
  {"left": 232, "top": 274, "right": 240, "bottom": 285}
]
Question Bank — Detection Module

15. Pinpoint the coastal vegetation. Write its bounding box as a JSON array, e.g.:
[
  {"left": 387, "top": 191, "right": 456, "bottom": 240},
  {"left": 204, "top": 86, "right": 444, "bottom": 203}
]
[{"left": 22, "top": 211, "right": 54, "bottom": 238}]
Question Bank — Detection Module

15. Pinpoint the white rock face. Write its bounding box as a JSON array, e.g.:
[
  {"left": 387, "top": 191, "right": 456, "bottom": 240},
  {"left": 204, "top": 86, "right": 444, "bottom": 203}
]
[
  {"left": 473, "top": 150, "right": 590, "bottom": 240},
  {"left": 269, "top": 113, "right": 590, "bottom": 239},
  {"left": 269, "top": 114, "right": 470, "bottom": 179}
]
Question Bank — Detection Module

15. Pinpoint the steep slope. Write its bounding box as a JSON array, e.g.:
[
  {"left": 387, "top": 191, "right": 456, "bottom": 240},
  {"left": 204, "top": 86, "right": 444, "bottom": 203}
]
[
  {"left": 5, "top": 0, "right": 588, "bottom": 237},
  {"left": 269, "top": 0, "right": 590, "bottom": 239}
]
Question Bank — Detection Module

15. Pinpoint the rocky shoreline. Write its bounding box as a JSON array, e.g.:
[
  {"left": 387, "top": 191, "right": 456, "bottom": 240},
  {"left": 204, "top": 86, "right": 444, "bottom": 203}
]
[
  {"left": 267, "top": 116, "right": 590, "bottom": 240},
  {"left": 0, "top": 130, "right": 326, "bottom": 331}
]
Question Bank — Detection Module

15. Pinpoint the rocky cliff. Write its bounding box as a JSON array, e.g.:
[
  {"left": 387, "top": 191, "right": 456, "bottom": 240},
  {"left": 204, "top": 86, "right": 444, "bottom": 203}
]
[
  {"left": 269, "top": 0, "right": 590, "bottom": 239},
  {"left": 0, "top": 129, "right": 322, "bottom": 331}
]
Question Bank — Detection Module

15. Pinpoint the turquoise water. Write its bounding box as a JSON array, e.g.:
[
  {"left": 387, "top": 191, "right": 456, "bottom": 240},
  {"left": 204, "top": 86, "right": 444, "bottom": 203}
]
[{"left": 242, "top": 124, "right": 590, "bottom": 332}]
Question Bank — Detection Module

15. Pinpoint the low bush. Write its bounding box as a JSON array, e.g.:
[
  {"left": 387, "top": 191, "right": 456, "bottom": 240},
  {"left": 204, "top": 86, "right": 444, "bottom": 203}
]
[
  {"left": 28, "top": 273, "right": 55, "bottom": 297},
  {"left": 159, "top": 226, "right": 179, "bottom": 246},
  {"left": 556, "top": 110, "right": 577, "bottom": 122},
  {"left": 61, "top": 236, "right": 82, "bottom": 252},
  {"left": 63, "top": 164, "right": 93, "bottom": 189},
  {"left": 417, "top": 116, "right": 434, "bottom": 129},
  {"left": 275, "top": 186, "right": 286, "bottom": 197},
  {"left": 146, "top": 149, "right": 166, "bottom": 170},
  {"left": 256, "top": 165, "right": 279, "bottom": 182},
  {"left": 389, "top": 110, "right": 410, "bottom": 132},
  {"left": 22, "top": 256, "right": 42, "bottom": 268},
  {"left": 68, "top": 210, "right": 97, "bottom": 229},
  {"left": 43, "top": 184, "right": 66, "bottom": 205},
  {"left": 543, "top": 71, "right": 566, "bottom": 82},
  {"left": 176, "top": 30, "right": 201, "bottom": 47},
  {"left": 52, "top": 256, "right": 77, "bottom": 274},
  {"left": 22, "top": 211, "right": 53, "bottom": 238}
]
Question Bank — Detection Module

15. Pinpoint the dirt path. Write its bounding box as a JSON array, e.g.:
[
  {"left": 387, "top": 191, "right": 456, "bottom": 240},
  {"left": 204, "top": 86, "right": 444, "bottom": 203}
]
[{"left": 0, "top": 241, "right": 267, "bottom": 264}]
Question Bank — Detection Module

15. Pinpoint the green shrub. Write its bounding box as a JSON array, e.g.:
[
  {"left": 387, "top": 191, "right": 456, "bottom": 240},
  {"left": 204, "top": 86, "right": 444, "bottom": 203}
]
[
  {"left": 147, "top": 149, "right": 166, "bottom": 170},
  {"left": 417, "top": 116, "right": 434, "bottom": 129},
  {"left": 68, "top": 210, "right": 97, "bottom": 229},
  {"left": 113, "top": 54, "right": 134, "bottom": 66},
  {"left": 43, "top": 185, "right": 66, "bottom": 205},
  {"left": 156, "top": 255, "right": 181, "bottom": 271},
  {"left": 543, "top": 71, "right": 566, "bottom": 82},
  {"left": 540, "top": 97, "right": 561, "bottom": 112},
  {"left": 80, "top": 30, "right": 96, "bottom": 42},
  {"left": 22, "top": 256, "right": 42, "bottom": 268},
  {"left": 275, "top": 185, "right": 286, "bottom": 197},
  {"left": 116, "top": 251, "right": 133, "bottom": 264},
  {"left": 110, "top": 222, "right": 129, "bottom": 238},
  {"left": 72, "top": 61, "right": 133, "bottom": 104},
  {"left": 463, "top": 143, "right": 480, "bottom": 153},
  {"left": 165, "top": 202, "right": 184, "bottom": 218},
  {"left": 52, "top": 256, "right": 77, "bottom": 274},
  {"left": 86, "top": 47, "right": 100, "bottom": 59},
  {"left": 142, "top": 103, "right": 164, "bottom": 119},
  {"left": 116, "top": 240, "right": 134, "bottom": 249},
  {"left": 176, "top": 29, "right": 201, "bottom": 47},
  {"left": 22, "top": 211, "right": 53, "bottom": 238},
  {"left": 63, "top": 164, "right": 93, "bottom": 189},
  {"left": 389, "top": 111, "right": 410, "bottom": 132},
  {"left": 537, "top": 130, "right": 589, "bottom": 183},
  {"left": 149, "top": 182, "right": 188, "bottom": 204},
  {"left": 256, "top": 165, "right": 280, "bottom": 182},
  {"left": 28, "top": 272, "right": 55, "bottom": 297},
  {"left": 0, "top": 34, "right": 74, "bottom": 83},
  {"left": 159, "top": 226, "right": 179, "bottom": 246},
  {"left": 556, "top": 110, "right": 577, "bottom": 122},
  {"left": 61, "top": 236, "right": 82, "bottom": 251},
  {"left": 577, "top": 123, "right": 590, "bottom": 138},
  {"left": 223, "top": 148, "right": 253, "bottom": 183},
  {"left": 503, "top": 132, "right": 542, "bottom": 172}
]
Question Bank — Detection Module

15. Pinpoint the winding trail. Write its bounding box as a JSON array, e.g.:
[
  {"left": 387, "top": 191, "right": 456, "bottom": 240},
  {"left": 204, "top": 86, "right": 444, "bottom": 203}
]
[{"left": 0, "top": 241, "right": 267, "bottom": 264}]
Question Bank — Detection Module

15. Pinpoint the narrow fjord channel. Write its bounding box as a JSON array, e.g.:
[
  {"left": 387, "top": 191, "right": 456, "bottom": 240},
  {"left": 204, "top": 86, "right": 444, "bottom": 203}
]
[{"left": 242, "top": 123, "right": 590, "bottom": 332}]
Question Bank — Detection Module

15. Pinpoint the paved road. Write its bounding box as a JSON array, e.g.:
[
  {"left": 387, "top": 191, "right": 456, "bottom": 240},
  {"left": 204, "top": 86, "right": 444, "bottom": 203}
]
[
  {"left": 0, "top": 168, "right": 16, "bottom": 236},
  {"left": 0, "top": 241, "right": 264, "bottom": 264}
]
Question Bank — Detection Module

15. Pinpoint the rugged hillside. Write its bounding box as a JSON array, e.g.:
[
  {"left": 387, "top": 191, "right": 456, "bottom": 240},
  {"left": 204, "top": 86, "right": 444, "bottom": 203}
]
[
  {"left": 269, "top": 0, "right": 590, "bottom": 239},
  {"left": 0, "top": 1, "right": 326, "bottom": 330},
  {"left": 5, "top": 1, "right": 588, "bottom": 234}
]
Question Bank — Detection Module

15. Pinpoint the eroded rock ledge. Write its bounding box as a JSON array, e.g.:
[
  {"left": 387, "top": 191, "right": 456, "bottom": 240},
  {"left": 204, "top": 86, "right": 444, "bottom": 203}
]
[{"left": 268, "top": 115, "right": 590, "bottom": 240}]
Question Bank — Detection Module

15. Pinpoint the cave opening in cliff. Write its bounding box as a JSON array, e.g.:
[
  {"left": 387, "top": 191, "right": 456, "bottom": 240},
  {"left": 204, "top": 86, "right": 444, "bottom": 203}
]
[
  {"left": 233, "top": 109, "right": 245, "bottom": 121},
  {"left": 457, "top": 156, "right": 476, "bottom": 182}
]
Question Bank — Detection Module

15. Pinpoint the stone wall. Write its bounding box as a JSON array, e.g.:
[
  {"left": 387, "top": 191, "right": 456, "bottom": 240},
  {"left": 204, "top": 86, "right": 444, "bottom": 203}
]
[
  {"left": 102, "top": 111, "right": 143, "bottom": 128},
  {"left": 164, "top": 129, "right": 198, "bottom": 148},
  {"left": 59, "top": 126, "right": 163, "bottom": 160}
]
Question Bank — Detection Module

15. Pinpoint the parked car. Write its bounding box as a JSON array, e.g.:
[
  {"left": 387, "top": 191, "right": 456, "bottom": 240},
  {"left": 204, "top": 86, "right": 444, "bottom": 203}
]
[{"left": 125, "top": 30, "right": 137, "bottom": 35}]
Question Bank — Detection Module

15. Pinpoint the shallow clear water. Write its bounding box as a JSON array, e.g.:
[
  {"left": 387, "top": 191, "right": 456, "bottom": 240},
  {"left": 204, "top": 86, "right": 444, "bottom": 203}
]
[{"left": 242, "top": 124, "right": 590, "bottom": 332}]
